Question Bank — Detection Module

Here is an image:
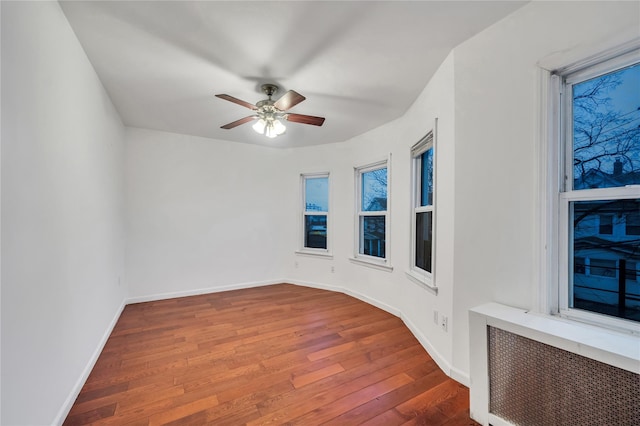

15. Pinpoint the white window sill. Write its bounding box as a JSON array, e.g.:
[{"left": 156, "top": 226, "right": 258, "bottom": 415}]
[
  {"left": 349, "top": 256, "right": 393, "bottom": 272},
  {"left": 470, "top": 302, "right": 640, "bottom": 373},
  {"left": 295, "top": 250, "right": 333, "bottom": 259},
  {"left": 405, "top": 270, "right": 438, "bottom": 295}
]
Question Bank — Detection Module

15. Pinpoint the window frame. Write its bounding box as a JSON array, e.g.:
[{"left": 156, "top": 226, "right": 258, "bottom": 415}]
[
  {"left": 407, "top": 129, "right": 438, "bottom": 292},
  {"left": 545, "top": 44, "right": 640, "bottom": 334},
  {"left": 351, "top": 157, "right": 392, "bottom": 270},
  {"left": 298, "top": 172, "right": 331, "bottom": 257}
]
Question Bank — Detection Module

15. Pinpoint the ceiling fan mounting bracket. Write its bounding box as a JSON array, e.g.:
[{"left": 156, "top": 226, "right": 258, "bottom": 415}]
[{"left": 261, "top": 84, "right": 279, "bottom": 99}]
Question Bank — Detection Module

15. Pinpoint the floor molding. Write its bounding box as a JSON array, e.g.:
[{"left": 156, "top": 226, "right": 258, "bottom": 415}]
[
  {"left": 126, "top": 279, "right": 282, "bottom": 304},
  {"left": 53, "top": 298, "right": 127, "bottom": 426}
]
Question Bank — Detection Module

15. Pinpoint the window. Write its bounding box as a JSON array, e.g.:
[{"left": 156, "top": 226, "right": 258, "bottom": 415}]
[
  {"left": 599, "top": 214, "right": 613, "bottom": 235},
  {"left": 555, "top": 48, "right": 640, "bottom": 325},
  {"left": 626, "top": 212, "right": 640, "bottom": 235},
  {"left": 354, "top": 159, "right": 389, "bottom": 266},
  {"left": 410, "top": 131, "right": 435, "bottom": 285},
  {"left": 301, "top": 173, "right": 329, "bottom": 253},
  {"left": 626, "top": 262, "right": 638, "bottom": 282},
  {"left": 589, "top": 258, "right": 617, "bottom": 278}
]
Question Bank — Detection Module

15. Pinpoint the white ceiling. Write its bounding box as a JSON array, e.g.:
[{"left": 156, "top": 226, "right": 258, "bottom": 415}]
[{"left": 60, "top": 1, "right": 527, "bottom": 148}]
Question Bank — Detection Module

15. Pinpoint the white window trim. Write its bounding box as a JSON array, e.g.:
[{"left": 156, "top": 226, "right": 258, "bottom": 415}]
[
  {"left": 539, "top": 39, "right": 640, "bottom": 335},
  {"left": 351, "top": 156, "right": 392, "bottom": 269},
  {"left": 297, "top": 172, "right": 331, "bottom": 257},
  {"left": 407, "top": 122, "right": 438, "bottom": 293}
]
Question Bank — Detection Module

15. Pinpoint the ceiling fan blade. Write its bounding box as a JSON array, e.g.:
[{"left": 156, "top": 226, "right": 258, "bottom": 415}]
[
  {"left": 274, "top": 90, "right": 306, "bottom": 111},
  {"left": 220, "top": 116, "right": 257, "bottom": 129},
  {"left": 286, "top": 113, "right": 325, "bottom": 126},
  {"left": 215, "top": 94, "right": 258, "bottom": 110}
]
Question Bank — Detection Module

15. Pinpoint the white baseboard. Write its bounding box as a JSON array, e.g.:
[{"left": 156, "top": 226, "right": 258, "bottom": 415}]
[
  {"left": 401, "top": 317, "right": 469, "bottom": 386},
  {"left": 53, "top": 298, "right": 127, "bottom": 426},
  {"left": 288, "top": 278, "right": 402, "bottom": 317},
  {"left": 450, "top": 365, "right": 470, "bottom": 387},
  {"left": 126, "top": 279, "right": 283, "bottom": 304}
]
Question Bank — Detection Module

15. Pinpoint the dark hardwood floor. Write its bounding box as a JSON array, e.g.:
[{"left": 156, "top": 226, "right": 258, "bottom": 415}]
[{"left": 64, "top": 284, "right": 479, "bottom": 425}]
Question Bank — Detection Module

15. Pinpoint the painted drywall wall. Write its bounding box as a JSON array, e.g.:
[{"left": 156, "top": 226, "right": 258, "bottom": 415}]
[
  {"left": 125, "top": 128, "right": 290, "bottom": 300},
  {"left": 451, "top": 1, "right": 640, "bottom": 377},
  {"left": 1, "top": 2, "right": 127, "bottom": 425}
]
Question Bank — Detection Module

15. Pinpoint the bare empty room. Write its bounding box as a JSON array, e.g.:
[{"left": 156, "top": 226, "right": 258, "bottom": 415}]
[{"left": 2, "top": 1, "right": 639, "bottom": 425}]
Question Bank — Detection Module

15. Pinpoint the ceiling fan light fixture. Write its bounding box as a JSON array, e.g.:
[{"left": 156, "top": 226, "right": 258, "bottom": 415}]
[
  {"left": 252, "top": 118, "right": 267, "bottom": 134},
  {"left": 272, "top": 119, "right": 286, "bottom": 135},
  {"left": 253, "top": 110, "right": 286, "bottom": 138},
  {"left": 264, "top": 119, "right": 286, "bottom": 138}
]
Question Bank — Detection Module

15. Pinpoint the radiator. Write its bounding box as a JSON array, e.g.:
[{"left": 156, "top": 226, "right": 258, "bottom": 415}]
[
  {"left": 488, "top": 326, "right": 639, "bottom": 426},
  {"left": 469, "top": 303, "right": 640, "bottom": 426}
]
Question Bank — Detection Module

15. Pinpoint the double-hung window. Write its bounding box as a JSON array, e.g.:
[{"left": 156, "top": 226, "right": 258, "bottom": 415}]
[
  {"left": 554, "top": 47, "right": 640, "bottom": 328},
  {"left": 301, "top": 173, "right": 329, "bottom": 253},
  {"left": 410, "top": 132, "right": 435, "bottom": 286},
  {"left": 354, "top": 160, "right": 389, "bottom": 266}
]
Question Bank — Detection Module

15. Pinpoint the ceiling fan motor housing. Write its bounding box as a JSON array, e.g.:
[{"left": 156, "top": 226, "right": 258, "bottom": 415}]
[
  {"left": 261, "top": 83, "right": 279, "bottom": 98},
  {"left": 257, "top": 84, "right": 282, "bottom": 120}
]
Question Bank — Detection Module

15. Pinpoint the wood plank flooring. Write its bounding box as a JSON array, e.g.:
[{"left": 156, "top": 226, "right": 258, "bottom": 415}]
[{"left": 64, "top": 284, "right": 479, "bottom": 425}]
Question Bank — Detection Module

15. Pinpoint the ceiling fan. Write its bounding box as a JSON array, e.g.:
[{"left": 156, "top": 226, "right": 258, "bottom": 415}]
[{"left": 216, "top": 84, "right": 325, "bottom": 138}]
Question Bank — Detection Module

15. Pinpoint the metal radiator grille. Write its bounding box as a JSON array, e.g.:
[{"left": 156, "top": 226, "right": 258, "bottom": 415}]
[{"left": 488, "top": 326, "right": 640, "bottom": 426}]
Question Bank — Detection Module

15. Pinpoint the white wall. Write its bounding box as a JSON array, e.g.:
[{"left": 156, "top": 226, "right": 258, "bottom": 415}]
[
  {"left": 450, "top": 0, "right": 640, "bottom": 379},
  {"left": 1, "top": 2, "right": 127, "bottom": 425},
  {"left": 125, "top": 128, "right": 289, "bottom": 300}
]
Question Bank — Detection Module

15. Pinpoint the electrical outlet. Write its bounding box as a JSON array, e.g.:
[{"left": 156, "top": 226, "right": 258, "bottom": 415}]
[
  {"left": 294, "top": 261, "right": 299, "bottom": 269},
  {"left": 433, "top": 311, "right": 439, "bottom": 325},
  {"left": 441, "top": 315, "right": 448, "bottom": 332},
  {"left": 331, "top": 266, "right": 335, "bottom": 273}
]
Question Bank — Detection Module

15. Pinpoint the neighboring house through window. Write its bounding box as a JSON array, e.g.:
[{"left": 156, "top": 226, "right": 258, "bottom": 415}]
[
  {"left": 353, "top": 159, "right": 390, "bottom": 268},
  {"left": 301, "top": 173, "right": 329, "bottom": 254},
  {"left": 551, "top": 46, "right": 640, "bottom": 327}
]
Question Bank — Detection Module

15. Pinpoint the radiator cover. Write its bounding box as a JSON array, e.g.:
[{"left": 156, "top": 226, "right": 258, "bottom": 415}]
[{"left": 488, "top": 326, "right": 640, "bottom": 426}]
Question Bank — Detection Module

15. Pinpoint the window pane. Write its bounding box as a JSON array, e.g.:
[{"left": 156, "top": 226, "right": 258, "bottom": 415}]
[
  {"left": 572, "top": 63, "right": 640, "bottom": 190},
  {"left": 626, "top": 262, "right": 638, "bottom": 281},
  {"left": 305, "top": 177, "right": 328, "bottom": 212},
  {"left": 360, "top": 216, "right": 385, "bottom": 258},
  {"left": 590, "top": 258, "right": 617, "bottom": 277},
  {"left": 571, "top": 198, "right": 640, "bottom": 321},
  {"left": 304, "top": 215, "right": 327, "bottom": 249},
  {"left": 626, "top": 212, "right": 640, "bottom": 235},
  {"left": 599, "top": 214, "right": 613, "bottom": 234},
  {"left": 362, "top": 168, "right": 387, "bottom": 211},
  {"left": 416, "top": 211, "right": 433, "bottom": 272},
  {"left": 420, "top": 149, "right": 433, "bottom": 206}
]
